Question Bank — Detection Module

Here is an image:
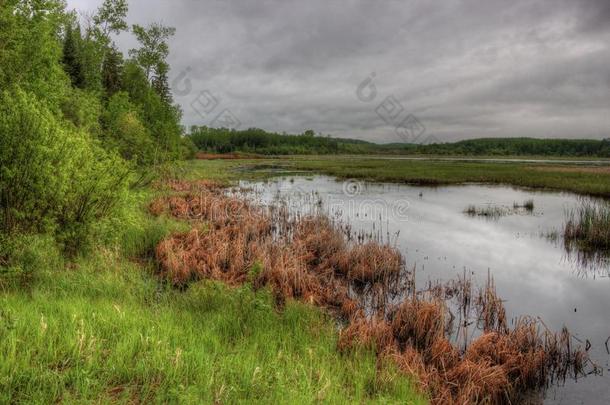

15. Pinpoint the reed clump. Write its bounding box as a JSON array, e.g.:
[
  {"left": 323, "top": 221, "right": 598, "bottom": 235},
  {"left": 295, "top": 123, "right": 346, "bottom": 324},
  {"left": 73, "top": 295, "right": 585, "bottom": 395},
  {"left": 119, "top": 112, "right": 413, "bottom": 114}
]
[
  {"left": 335, "top": 242, "right": 403, "bottom": 284},
  {"left": 564, "top": 200, "right": 610, "bottom": 251},
  {"left": 513, "top": 199, "right": 535, "bottom": 212},
  {"left": 464, "top": 205, "right": 508, "bottom": 219},
  {"left": 391, "top": 299, "right": 446, "bottom": 352},
  {"left": 152, "top": 188, "right": 396, "bottom": 316},
  {"left": 153, "top": 180, "right": 591, "bottom": 405}
]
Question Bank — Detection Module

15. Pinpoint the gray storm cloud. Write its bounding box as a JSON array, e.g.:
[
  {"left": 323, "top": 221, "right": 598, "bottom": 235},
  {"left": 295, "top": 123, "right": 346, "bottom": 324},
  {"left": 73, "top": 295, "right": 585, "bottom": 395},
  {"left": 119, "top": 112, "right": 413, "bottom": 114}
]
[{"left": 67, "top": 0, "right": 610, "bottom": 142}]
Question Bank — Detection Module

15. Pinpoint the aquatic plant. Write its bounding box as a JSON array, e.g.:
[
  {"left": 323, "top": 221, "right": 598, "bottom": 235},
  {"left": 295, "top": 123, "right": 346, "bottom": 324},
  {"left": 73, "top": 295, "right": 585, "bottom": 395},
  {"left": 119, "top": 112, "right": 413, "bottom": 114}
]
[
  {"left": 564, "top": 201, "right": 610, "bottom": 251},
  {"left": 514, "top": 199, "right": 535, "bottom": 212},
  {"left": 464, "top": 205, "right": 508, "bottom": 218}
]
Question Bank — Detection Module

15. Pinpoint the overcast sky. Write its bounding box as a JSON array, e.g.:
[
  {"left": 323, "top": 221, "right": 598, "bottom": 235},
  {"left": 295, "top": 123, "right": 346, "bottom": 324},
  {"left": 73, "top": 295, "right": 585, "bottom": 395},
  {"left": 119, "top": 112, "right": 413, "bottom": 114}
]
[{"left": 68, "top": 0, "right": 610, "bottom": 143}]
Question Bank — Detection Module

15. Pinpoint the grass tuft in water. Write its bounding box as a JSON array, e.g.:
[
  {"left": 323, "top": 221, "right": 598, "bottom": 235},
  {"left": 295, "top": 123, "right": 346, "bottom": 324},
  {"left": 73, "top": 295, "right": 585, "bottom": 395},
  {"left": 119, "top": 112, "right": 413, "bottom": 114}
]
[
  {"left": 513, "top": 199, "right": 535, "bottom": 212},
  {"left": 463, "top": 205, "right": 507, "bottom": 219},
  {"left": 564, "top": 201, "right": 610, "bottom": 251}
]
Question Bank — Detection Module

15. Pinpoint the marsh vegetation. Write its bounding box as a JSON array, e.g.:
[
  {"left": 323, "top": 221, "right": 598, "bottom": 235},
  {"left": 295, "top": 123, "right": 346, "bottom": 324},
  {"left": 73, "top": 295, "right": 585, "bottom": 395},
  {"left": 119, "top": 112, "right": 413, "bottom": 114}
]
[
  {"left": 151, "top": 178, "right": 595, "bottom": 404},
  {"left": 563, "top": 201, "right": 610, "bottom": 264},
  {"left": 464, "top": 199, "right": 535, "bottom": 219}
]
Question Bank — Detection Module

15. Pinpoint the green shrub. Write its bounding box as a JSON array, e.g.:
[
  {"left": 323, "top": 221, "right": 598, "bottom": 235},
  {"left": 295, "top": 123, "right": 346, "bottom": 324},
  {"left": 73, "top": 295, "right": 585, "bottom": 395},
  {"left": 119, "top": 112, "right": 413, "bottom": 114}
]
[
  {"left": 55, "top": 137, "right": 129, "bottom": 254},
  {"left": 61, "top": 88, "right": 102, "bottom": 135},
  {"left": 0, "top": 88, "right": 129, "bottom": 253},
  {"left": 101, "top": 91, "right": 156, "bottom": 166},
  {"left": 0, "top": 88, "right": 71, "bottom": 234}
]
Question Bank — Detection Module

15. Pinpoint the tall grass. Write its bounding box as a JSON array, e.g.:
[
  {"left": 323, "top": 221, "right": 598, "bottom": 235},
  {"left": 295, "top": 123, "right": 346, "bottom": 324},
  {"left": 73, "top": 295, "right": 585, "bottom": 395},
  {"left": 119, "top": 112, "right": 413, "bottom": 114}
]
[
  {"left": 564, "top": 201, "right": 610, "bottom": 251},
  {"left": 0, "top": 253, "right": 424, "bottom": 403}
]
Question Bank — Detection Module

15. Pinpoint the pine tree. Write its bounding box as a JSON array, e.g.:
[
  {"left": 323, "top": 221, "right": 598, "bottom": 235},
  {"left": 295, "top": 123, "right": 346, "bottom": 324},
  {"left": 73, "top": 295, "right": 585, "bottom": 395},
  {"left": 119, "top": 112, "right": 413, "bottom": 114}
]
[
  {"left": 102, "top": 45, "right": 124, "bottom": 98},
  {"left": 62, "top": 23, "right": 85, "bottom": 88}
]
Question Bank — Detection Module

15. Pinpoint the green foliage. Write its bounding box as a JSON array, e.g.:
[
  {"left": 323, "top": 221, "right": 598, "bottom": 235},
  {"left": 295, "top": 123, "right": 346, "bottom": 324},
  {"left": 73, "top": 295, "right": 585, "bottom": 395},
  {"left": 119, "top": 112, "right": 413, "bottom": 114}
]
[
  {"left": 120, "top": 60, "right": 151, "bottom": 103},
  {"left": 101, "top": 44, "right": 124, "bottom": 98},
  {"left": 0, "top": 0, "right": 70, "bottom": 108},
  {"left": 0, "top": 88, "right": 129, "bottom": 253},
  {"left": 0, "top": 88, "right": 74, "bottom": 234},
  {"left": 62, "top": 22, "right": 86, "bottom": 88},
  {"left": 179, "top": 135, "right": 199, "bottom": 159},
  {"left": 101, "top": 91, "right": 156, "bottom": 165},
  {"left": 386, "top": 137, "right": 610, "bottom": 157},
  {"left": 55, "top": 135, "right": 129, "bottom": 254},
  {"left": 188, "top": 126, "right": 610, "bottom": 157},
  {"left": 61, "top": 87, "right": 102, "bottom": 135},
  {"left": 93, "top": 0, "right": 129, "bottom": 39},
  {"left": 129, "top": 23, "right": 176, "bottom": 80},
  {"left": 119, "top": 61, "right": 185, "bottom": 163},
  {"left": 189, "top": 126, "right": 344, "bottom": 155},
  {"left": 76, "top": 29, "right": 105, "bottom": 92},
  {"left": 151, "top": 60, "right": 172, "bottom": 103}
]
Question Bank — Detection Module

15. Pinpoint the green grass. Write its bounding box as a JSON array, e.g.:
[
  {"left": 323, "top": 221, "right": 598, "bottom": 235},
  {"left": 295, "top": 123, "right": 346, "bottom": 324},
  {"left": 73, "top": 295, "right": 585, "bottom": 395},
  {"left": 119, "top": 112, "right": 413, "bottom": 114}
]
[
  {"left": 0, "top": 162, "right": 425, "bottom": 404},
  {"left": 273, "top": 156, "right": 610, "bottom": 197},
  {"left": 0, "top": 257, "right": 424, "bottom": 404}
]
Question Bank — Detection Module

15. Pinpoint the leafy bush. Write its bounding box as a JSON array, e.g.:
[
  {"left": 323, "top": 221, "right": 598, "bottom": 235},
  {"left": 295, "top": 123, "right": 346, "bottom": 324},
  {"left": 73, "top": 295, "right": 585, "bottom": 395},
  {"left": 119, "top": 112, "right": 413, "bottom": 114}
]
[
  {"left": 101, "top": 91, "right": 156, "bottom": 165},
  {"left": 0, "top": 88, "right": 129, "bottom": 253},
  {"left": 61, "top": 88, "right": 102, "bottom": 135},
  {"left": 55, "top": 135, "right": 129, "bottom": 254},
  {"left": 0, "top": 88, "right": 72, "bottom": 234}
]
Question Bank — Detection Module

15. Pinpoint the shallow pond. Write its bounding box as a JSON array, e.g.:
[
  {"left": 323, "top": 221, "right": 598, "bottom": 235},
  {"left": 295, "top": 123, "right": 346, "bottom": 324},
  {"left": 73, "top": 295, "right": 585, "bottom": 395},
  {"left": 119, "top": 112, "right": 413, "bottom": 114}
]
[{"left": 240, "top": 175, "right": 610, "bottom": 405}]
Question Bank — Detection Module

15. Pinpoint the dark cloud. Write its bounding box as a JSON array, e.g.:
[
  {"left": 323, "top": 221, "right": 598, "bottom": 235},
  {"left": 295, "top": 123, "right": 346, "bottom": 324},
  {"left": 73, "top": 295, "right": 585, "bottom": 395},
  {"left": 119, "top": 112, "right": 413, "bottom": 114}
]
[{"left": 68, "top": 0, "right": 610, "bottom": 142}]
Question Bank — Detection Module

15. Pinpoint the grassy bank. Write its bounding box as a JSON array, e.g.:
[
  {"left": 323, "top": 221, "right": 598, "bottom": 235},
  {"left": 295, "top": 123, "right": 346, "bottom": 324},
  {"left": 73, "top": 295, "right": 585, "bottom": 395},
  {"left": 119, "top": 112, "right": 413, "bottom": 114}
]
[
  {"left": 0, "top": 163, "right": 424, "bottom": 404},
  {"left": 276, "top": 156, "right": 610, "bottom": 197}
]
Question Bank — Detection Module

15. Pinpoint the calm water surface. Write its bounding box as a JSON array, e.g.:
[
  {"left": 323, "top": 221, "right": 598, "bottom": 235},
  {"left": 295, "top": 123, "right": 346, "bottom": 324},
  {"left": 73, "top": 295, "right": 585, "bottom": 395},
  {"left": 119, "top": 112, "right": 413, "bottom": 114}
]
[{"left": 240, "top": 175, "right": 610, "bottom": 405}]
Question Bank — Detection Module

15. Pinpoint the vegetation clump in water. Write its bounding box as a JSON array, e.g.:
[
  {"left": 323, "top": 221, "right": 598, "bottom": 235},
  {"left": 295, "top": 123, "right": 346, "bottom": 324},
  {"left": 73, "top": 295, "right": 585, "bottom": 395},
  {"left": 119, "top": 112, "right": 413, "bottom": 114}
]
[
  {"left": 465, "top": 199, "right": 536, "bottom": 219},
  {"left": 464, "top": 205, "right": 509, "bottom": 219},
  {"left": 564, "top": 201, "right": 610, "bottom": 252},
  {"left": 514, "top": 199, "right": 535, "bottom": 212}
]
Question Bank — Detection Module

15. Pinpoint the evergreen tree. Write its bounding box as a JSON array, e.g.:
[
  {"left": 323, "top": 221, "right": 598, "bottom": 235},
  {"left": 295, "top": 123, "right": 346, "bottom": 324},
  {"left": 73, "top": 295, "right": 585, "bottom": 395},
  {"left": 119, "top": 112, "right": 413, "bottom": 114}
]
[
  {"left": 62, "top": 23, "right": 85, "bottom": 88},
  {"left": 102, "top": 45, "right": 124, "bottom": 98}
]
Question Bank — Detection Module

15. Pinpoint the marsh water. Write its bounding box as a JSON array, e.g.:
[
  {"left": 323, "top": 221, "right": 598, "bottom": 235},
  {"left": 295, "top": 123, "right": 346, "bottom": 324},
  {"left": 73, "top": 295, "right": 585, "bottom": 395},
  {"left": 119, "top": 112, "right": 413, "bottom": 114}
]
[{"left": 240, "top": 175, "right": 610, "bottom": 404}]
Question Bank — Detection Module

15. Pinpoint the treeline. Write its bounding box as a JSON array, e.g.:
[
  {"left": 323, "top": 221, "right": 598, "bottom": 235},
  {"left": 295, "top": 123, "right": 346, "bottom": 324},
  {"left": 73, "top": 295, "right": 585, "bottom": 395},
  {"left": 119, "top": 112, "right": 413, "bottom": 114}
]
[
  {"left": 188, "top": 126, "right": 374, "bottom": 155},
  {"left": 189, "top": 126, "right": 610, "bottom": 157},
  {"left": 0, "top": 0, "right": 193, "bottom": 256},
  {"left": 390, "top": 138, "right": 610, "bottom": 157}
]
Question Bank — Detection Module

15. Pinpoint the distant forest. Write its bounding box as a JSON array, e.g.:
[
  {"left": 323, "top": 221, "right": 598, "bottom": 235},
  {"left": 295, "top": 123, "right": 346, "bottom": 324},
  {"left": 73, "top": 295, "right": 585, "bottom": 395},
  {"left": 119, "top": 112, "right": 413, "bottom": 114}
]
[{"left": 188, "top": 127, "right": 610, "bottom": 157}]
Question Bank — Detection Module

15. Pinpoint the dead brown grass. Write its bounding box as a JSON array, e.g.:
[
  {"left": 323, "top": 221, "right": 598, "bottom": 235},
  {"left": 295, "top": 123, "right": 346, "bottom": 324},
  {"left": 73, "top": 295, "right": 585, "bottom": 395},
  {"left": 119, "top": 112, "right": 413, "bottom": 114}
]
[
  {"left": 335, "top": 242, "right": 403, "bottom": 284},
  {"left": 152, "top": 179, "right": 590, "bottom": 405}
]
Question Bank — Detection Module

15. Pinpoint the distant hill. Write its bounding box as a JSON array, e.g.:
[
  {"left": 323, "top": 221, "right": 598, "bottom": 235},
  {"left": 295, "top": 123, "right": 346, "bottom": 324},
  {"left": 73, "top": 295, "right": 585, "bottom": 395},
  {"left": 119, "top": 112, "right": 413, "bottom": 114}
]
[{"left": 187, "top": 127, "right": 610, "bottom": 157}]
